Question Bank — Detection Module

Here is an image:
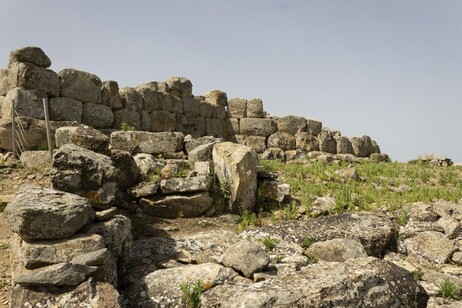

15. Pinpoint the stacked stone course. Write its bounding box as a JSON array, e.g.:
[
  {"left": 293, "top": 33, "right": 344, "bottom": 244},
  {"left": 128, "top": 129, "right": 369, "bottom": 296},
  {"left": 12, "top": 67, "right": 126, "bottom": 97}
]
[{"left": 0, "top": 46, "right": 385, "bottom": 160}]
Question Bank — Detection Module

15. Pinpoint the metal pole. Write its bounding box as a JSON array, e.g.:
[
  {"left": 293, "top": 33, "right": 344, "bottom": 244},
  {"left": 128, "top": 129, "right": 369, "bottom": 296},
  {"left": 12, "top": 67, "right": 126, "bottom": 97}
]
[
  {"left": 43, "top": 98, "right": 53, "bottom": 167},
  {"left": 11, "top": 98, "right": 16, "bottom": 159}
]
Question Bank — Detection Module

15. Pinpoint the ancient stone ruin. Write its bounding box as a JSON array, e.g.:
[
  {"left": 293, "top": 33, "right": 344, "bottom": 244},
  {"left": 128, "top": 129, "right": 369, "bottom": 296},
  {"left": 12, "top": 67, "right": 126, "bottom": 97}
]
[{"left": 0, "top": 46, "right": 448, "bottom": 307}]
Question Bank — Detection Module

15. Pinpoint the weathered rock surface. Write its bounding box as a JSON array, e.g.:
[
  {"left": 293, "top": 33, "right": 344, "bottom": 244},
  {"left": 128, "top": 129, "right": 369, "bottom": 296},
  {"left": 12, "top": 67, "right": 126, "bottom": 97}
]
[
  {"left": 110, "top": 150, "right": 140, "bottom": 190},
  {"left": 277, "top": 115, "right": 306, "bottom": 135},
  {"left": 19, "top": 150, "right": 50, "bottom": 169},
  {"left": 202, "top": 257, "right": 428, "bottom": 307},
  {"left": 227, "top": 98, "right": 247, "bottom": 118},
  {"left": 101, "top": 80, "right": 122, "bottom": 110},
  {"left": 244, "top": 213, "right": 396, "bottom": 257},
  {"left": 404, "top": 231, "right": 458, "bottom": 264},
  {"left": 140, "top": 192, "right": 214, "bottom": 218},
  {"left": 318, "top": 130, "right": 337, "bottom": 154},
  {"left": 240, "top": 118, "right": 277, "bottom": 137},
  {"left": 305, "top": 238, "right": 368, "bottom": 262},
  {"left": 55, "top": 125, "right": 110, "bottom": 155},
  {"left": 213, "top": 142, "right": 258, "bottom": 214},
  {"left": 4, "top": 185, "right": 95, "bottom": 240},
  {"left": 351, "top": 135, "right": 375, "bottom": 157},
  {"left": 2, "top": 87, "right": 46, "bottom": 119},
  {"left": 222, "top": 240, "right": 270, "bottom": 278},
  {"left": 127, "top": 182, "right": 159, "bottom": 198},
  {"left": 10, "top": 278, "right": 121, "bottom": 308},
  {"left": 9, "top": 46, "right": 51, "bottom": 68},
  {"left": 110, "top": 131, "right": 184, "bottom": 155},
  {"left": 8, "top": 62, "right": 60, "bottom": 96},
  {"left": 295, "top": 132, "right": 319, "bottom": 152},
  {"left": 49, "top": 96, "right": 83, "bottom": 122},
  {"left": 160, "top": 176, "right": 212, "bottom": 194},
  {"left": 306, "top": 119, "right": 322, "bottom": 135},
  {"left": 188, "top": 142, "right": 215, "bottom": 166},
  {"left": 14, "top": 262, "right": 98, "bottom": 287},
  {"left": 82, "top": 102, "right": 114, "bottom": 128},
  {"left": 59, "top": 68, "right": 102, "bottom": 104},
  {"left": 267, "top": 131, "right": 296, "bottom": 151}
]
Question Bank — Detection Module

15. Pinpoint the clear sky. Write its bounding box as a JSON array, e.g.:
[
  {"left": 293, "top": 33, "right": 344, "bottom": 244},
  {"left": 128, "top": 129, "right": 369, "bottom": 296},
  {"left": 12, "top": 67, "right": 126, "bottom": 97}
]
[{"left": 1, "top": 0, "right": 461, "bottom": 162}]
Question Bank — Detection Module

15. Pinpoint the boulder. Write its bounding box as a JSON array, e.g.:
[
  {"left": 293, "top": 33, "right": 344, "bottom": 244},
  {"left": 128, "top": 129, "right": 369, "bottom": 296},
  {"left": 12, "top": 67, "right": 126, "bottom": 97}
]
[
  {"left": 110, "top": 150, "right": 140, "bottom": 189},
  {"left": 182, "top": 97, "right": 200, "bottom": 117},
  {"left": 101, "top": 80, "right": 122, "bottom": 110},
  {"left": 244, "top": 213, "right": 397, "bottom": 257},
  {"left": 277, "top": 115, "right": 307, "bottom": 135},
  {"left": 113, "top": 108, "right": 141, "bottom": 130},
  {"left": 260, "top": 147, "right": 285, "bottom": 161},
  {"left": 305, "top": 238, "right": 368, "bottom": 262},
  {"left": 203, "top": 90, "right": 228, "bottom": 107},
  {"left": 14, "top": 263, "right": 98, "bottom": 287},
  {"left": 13, "top": 233, "right": 105, "bottom": 270},
  {"left": 2, "top": 87, "right": 46, "bottom": 119},
  {"left": 350, "top": 135, "right": 375, "bottom": 157},
  {"left": 0, "top": 69, "right": 9, "bottom": 95},
  {"left": 295, "top": 132, "right": 319, "bottom": 152},
  {"left": 160, "top": 176, "right": 212, "bottom": 194},
  {"left": 213, "top": 142, "right": 258, "bottom": 214},
  {"left": 318, "top": 130, "right": 337, "bottom": 154},
  {"left": 136, "top": 83, "right": 159, "bottom": 112},
  {"left": 227, "top": 98, "right": 247, "bottom": 118},
  {"left": 133, "top": 153, "right": 164, "bottom": 181},
  {"left": 267, "top": 131, "right": 296, "bottom": 151},
  {"left": 140, "top": 192, "right": 214, "bottom": 218},
  {"left": 59, "top": 68, "right": 102, "bottom": 104},
  {"left": 258, "top": 180, "right": 290, "bottom": 203},
  {"left": 55, "top": 125, "right": 110, "bottom": 155},
  {"left": 127, "top": 182, "right": 159, "bottom": 198},
  {"left": 49, "top": 96, "right": 83, "bottom": 122},
  {"left": 206, "top": 118, "right": 226, "bottom": 138},
  {"left": 110, "top": 131, "right": 184, "bottom": 155},
  {"left": 140, "top": 263, "right": 236, "bottom": 307},
  {"left": 119, "top": 87, "right": 143, "bottom": 111},
  {"left": 239, "top": 118, "right": 277, "bottom": 137},
  {"left": 150, "top": 109, "right": 176, "bottom": 132},
  {"left": 82, "top": 102, "right": 114, "bottom": 129},
  {"left": 310, "top": 196, "right": 337, "bottom": 216},
  {"left": 188, "top": 142, "right": 215, "bottom": 166},
  {"left": 4, "top": 185, "right": 95, "bottom": 240},
  {"left": 246, "top": 98, "right": 264, "bottom": 118},
  {"left": 10, "top": 278, "right": 121, "bottom": 308},
  {"left": 236, "top": 135, "right": 267, "bottom": 153},
  {"left": 222, "top": 240, "right": 270, "bottom": 278},
  {"left": 336, "top": 136, "right": 354, "bottom": 154},
  {"left": 202, "top": 257, "right": 428, "bottom": 307},
  {"left": 306, "top": 119, "right": 322, "bottom": 136},
  {"left": 185, "top": 136, "right": 223, "bottom": 154},
  {"left": 8, "top": 62, "right": 60, "bottom": 96},
  {"left": 158, "top": 92, "right": 183, "bottom": 113},
  {"left": 285, "top": 149, "right": 307, "bottom": 161},
  {"left": 9, "top": 46, "right": 51, "bottom": 67},
  {"left": 404, "top": 231, "right": 458, "bottom": 264},
  {"left": 165, "top": 76, "right": 193, "bottom": 99}
]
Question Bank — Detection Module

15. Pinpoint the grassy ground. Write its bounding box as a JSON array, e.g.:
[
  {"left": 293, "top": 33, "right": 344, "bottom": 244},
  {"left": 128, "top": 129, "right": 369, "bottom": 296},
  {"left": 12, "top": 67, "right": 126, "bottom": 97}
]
[{"left": 259, "top": 159, "right": 462, "bottom": 215}]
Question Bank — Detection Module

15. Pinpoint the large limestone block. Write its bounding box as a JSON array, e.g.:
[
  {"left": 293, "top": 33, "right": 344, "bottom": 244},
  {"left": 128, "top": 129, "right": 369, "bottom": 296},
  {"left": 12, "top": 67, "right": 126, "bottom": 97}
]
[
  {"left": 244, "top": 213, "right": 397, "bottom": 257},
  {"left": 0, "top": 69, "right": 10, "bottom": 96},
  {"left": 110, "top": 150, "right": 140, "bottom": 189},
  {"left": 9, "top": 46, "right": 52, "bottom": 67},
  {"left": 119, "top": 87, "right": 143, "bottom": 111},
  {"left": 199, "top": 100, "right": 217, "bottom": 118},
  {"left": 240, "top": 118, "right": 277, "bottom": 137},
  {"left": 350, "top": 135, "right": 375, "bottom": 157},
  {"left": 202, "top": 257, "right": 428, "bottom": 307},
  {"left": 0, "top": 117, "right": 77, "bottom": 151},
  {"left": 59, "top": 68, "right": 102, "bottom": 104},
  {"left": 8, "top": 62, "right": 60, "bottom": 96},
  {"left": 203, "top": 90, "right": 228, "bottom": 107},
  {"left": 336, "top": 135, "right": 354, "bottom": 154},
  {"left": 158, "top": 92, "right": 183, "bottom": 113},
  {"left": 404, "top": 231, "right": 458, "bottom": 264},
  {"left": 13, "top": 233, "right": 105, "bottom": 269},
  {"left": 2, "top": 87, "right": 46, "bottom": 119},
  {"left": 206, "top": 118, "right": 226, "bottom": 138},
  {"left": 136, "top": 82, "right": 159, "bottom": 112},
  {"left": 213, "top": 142, "right": 258, "bottom": 214},
  {"left": 227, "top": 98, "right": 247, "bottom": 118},
  {"left": 150, "top": 109, "right": 176, "bottom": 132},
  {"left": 165, "top": 76, "right": 193, "bottom": 99},
  {"left": 306, "top": 118, "right": 322, "bottom": 136},
  {"left": 188, "top": 142, "right": 216, "bottom": 166},
  {"left": 113, "top": 108, "right": 141, "bottom": 130},
  {"left": 246, "top": 99, "right": 264, "bottom": 118},
  {"left": 305, "top": 238, "right": 367, "bottom": 262},
  {"left": 101, "top": 80, "right": 122, "bottom": 110},
  {"left": 277, "top": 115, "right": 307, "bottom": 135},
  {"left": 267, "top": 131, "right": 296, "bottom": 151},
  {"left": 295, "top": 132, "right": 319, "bottom": 152},
  {"left": 4, "top": 185, "right": 96, "bottom": 240},
  {"left": 140, "top": 192, "right": 214, "bottom": 218},
  {"left": 55, "top": 125, "right": 110, "bottom": 155},
  {"left": 133, "top": 153, "right": 163, "bottom": 181},
  {"left": 222, "top": 240, "right": 270, "bottom": 278},
  {"left": 185, "top": 136, "right": 223, "bottom": 154},
  {"left": 82, "top": 102, "right": 114, "bottom": 128},
  {"left": 142, "top": 263, "right": 236, "bottom": 307},
  {"left": 110, "top": 131, "right": 184, "bottom": 154},
  {"left": 318, "top": 130, "right": 337, "bottom": 154},
  {"left": 10, "top": 278, "right": 121, "bottom": 308},
  {"left": 160, "top": 176, "right": 212, "bottom": 194},
  {"left": 182, "top": 97, "right": 200, "bottom": 117},
  {"left": 49, "top": 96, "right": 83, "bottom": 122},
  {"left": 235, "top": 135, "right": 267, "bottom": 153}
]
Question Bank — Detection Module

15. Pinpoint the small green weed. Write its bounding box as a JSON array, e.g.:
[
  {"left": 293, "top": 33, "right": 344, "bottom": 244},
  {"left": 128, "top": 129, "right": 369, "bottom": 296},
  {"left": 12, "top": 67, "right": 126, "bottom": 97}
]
[
  {"left": 0, "top": 201, "right": 6, "bottom": 213},
  {"left": 412, "top": 268, "right": 423, "bottom": 281},
  {"left": 149, "top": 174, "right": 160, "bottom": 183},
  {"left": 302, "top": 236, "right": 315, "bottom": 249},
  {"left": 397, "top": 208, "right": 410, "bottom": 226},
  {"left": 219, "top": 181, "right": 230, "bottom": 201},
  {"left": 120, "top": 122, "right": 135, "bottom": 131},
  {"left": 180, "top": 279, "right": 204, "bottom": 308},
  {"left": 236, "top": 211, "right": 257, "bottom": 233},
  {"left": 283, "top": 201, "right": 298, "bottom": 220},
  {"left": 306, "top": 252, "right": 318, "bottom": 263},
  {"left": 262, "top": 237, "right": 277, "bottom": 250},
  {"left": 0, "top": 243, "right": 10, "bottom": 250},
  {"left": 438, "top": 278, "right": 460, "bottom": 300}
]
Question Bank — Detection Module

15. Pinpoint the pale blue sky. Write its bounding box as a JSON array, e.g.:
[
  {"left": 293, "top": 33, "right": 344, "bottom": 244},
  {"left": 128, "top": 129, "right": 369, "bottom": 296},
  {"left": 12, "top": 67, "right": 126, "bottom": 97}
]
[{"left": 1, "top": 0, "right": 461, "bottom": 162}]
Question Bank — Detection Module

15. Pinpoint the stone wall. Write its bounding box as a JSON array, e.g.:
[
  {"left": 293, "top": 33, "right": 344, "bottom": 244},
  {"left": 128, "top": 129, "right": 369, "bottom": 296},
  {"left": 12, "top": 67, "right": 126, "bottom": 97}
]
[{"left": 0, "top": 46, "right": 383, "bottom": 159}]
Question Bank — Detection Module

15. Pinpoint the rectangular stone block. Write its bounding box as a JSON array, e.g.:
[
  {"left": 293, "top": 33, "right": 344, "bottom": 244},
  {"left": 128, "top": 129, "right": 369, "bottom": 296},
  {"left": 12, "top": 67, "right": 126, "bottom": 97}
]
[
  {"left": 227, "top": 98, "right": 247, "bottom": 118},
  {"left": 246, "top": 99, "right": 264, "bottom": 118},
  {"left": 0, "top": 69, "right": 9, "bottom": 96},
  {"left": 110, "top": 131, "right": 185, "bottom": 154},
  {"left": 306, "top": 119, "right": 322, "bottom": 136},
  {"left": 114, "top": 108, "right": 141, "bottom": 130},
  {"left": 2, "top": 88, "right": 46, "bottom": 119},
  {"left": 206, "top": 118, "right": 226, "bottom": 138},
  {"left": 49, "top": 97, "right": 83, "bottom": 122},
  {"left": 150, "top": 110, "right": 176, "bottom": 132},
  {"left": 240, "top": 118, "right": 277, "bottom": 137},
  {"left": 9, "top": 62, "right": 60, "bottom": 97}
]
